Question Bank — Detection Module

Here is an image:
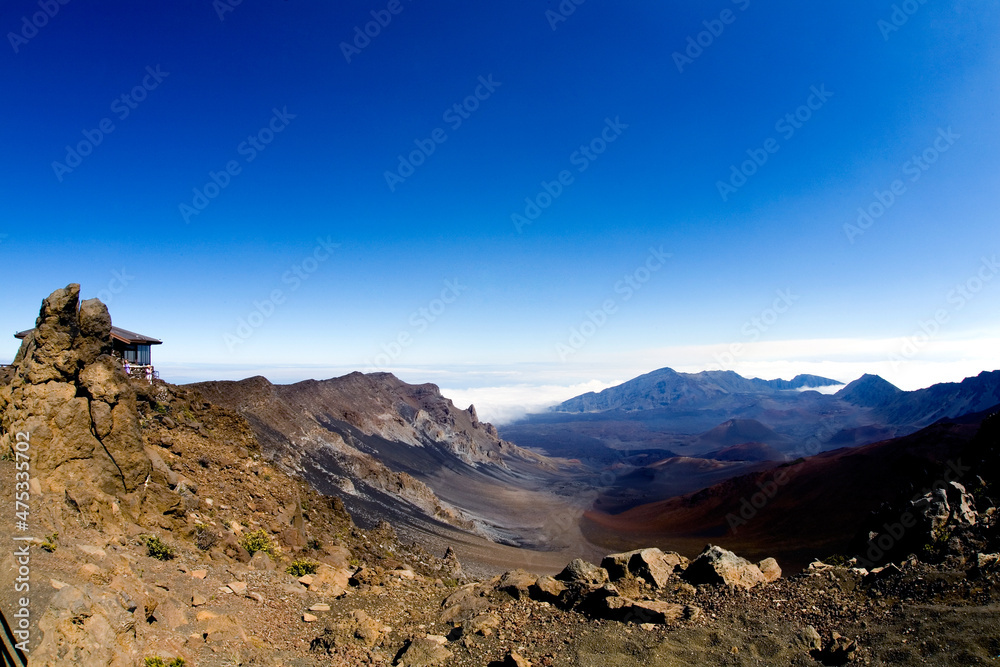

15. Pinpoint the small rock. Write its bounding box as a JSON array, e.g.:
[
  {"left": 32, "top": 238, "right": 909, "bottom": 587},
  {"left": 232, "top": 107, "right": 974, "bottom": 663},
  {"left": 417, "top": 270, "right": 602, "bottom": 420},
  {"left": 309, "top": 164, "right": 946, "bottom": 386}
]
[
  {"left": 298, "top": 574, "right": 315, "bottom": 586},
  {"left": 461, "top": 613, "right": 500, "bottom": 637},
  {"left": 757, "top": 557, "right": 782, "bottom": 583},
  {"left": 529, "top": 575, "right": 566, "bottom": 604},
  {"left": 812, "top": 631, "right": 858, "bottom": 663},
  {"left": 250, "top": 551, "right": 274, "bottom": 571},
  {"left": 190, "top": 569, "right": 208, "bottom": 580},
  {"left": 227, "top": 581, "right": 247, "bottom": 595},
  {"left": 50, "top": 579, "right": 70, "bottom": 590},
  {"left": 303, "top": 613, "right": 318, "bottom": 622},
  {"left": 196, "top": 610, "right": 217, "bottom": 622},
  {"left": 794, "top": 625, "right": 823, "bottom": 651},
  {"left": 309, "top": 603, "right": 331, "bottom": 612},
  {"left": 396, "top": 636, "right": 452, "bottom": 666},
  {"left": 78, "top": 545, "right": 107, "bottom": 559},
  {"left": 977, "top": 553, "right": 999, "bottom": 571},
  {"left": 247, "top": 592, "right": 265, "bottom": 603},
  {"left": 504, "top": 651, "right": 532, "bottom": 667},
  {"left": 192, "top": 594, "right": 208, "bottom": 607},
  {"left": 79, "top": 563, "right": 103, "bottom": 578},
  {"left": 555, "top": 558, "right": 609, "bottom": 587}
]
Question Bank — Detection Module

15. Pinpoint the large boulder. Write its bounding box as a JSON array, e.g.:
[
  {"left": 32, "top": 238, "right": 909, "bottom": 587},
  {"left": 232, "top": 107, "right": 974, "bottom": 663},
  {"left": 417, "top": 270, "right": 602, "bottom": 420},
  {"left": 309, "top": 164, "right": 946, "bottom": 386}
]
[
  {"left": 555, "top": 558, "right": 609, "bottom": 587},
  {"left": 682, "top": 545, "right": 768, "bottom": 589},
  {"left": 601, "top": 548, "right": 685, "bottom": 588},
  {"left": 496, "top": 569, "right": 537, "bottom": 600},
  {"left": 911, "top": 481, "right": 977, "bottom": 540},
  {"left": 0, "top": 285, "right": 151, "bottom": 496}
]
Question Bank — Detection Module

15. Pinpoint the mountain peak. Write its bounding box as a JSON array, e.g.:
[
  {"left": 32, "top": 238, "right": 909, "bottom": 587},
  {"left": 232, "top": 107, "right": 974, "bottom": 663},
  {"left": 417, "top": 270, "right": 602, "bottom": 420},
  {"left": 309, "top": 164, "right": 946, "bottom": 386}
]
[{"left": 835, "top": 374, "right": 902, "bottom": 407}]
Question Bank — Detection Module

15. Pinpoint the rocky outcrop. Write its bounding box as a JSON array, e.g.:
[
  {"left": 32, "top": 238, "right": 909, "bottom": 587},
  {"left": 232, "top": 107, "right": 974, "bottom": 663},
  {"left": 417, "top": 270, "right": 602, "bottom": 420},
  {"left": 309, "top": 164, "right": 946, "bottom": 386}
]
[
  {"left": 601, "top": 547, "right": 686, "bottom": 588},
  {"left": 682, "top": 545, "right": 769, "bottom": 589},
  {"left": 0, "top": 284, "right": 150, "bottom": 496},
  {"left": 911, "top": 481, "right": 978, "bottom": 541}
]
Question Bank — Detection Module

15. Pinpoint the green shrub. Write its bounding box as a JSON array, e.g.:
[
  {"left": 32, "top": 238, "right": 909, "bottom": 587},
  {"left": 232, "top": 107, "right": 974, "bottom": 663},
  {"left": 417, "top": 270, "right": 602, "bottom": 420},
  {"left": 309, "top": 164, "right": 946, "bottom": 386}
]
[
  {"left": 144, "top": 657, "right": 185, "bottom": 667},
  {"left": 239, "top": 529, "right": 275, "bottom": 557},
  {"left": 40, "top": 533, "right": 58, "bottom": 553},
  {"left": 286, "top": 559, "right": 319, "bottom": 577},
  {"left": 140, "top": 535, "right": 175, "bottom": 561}
]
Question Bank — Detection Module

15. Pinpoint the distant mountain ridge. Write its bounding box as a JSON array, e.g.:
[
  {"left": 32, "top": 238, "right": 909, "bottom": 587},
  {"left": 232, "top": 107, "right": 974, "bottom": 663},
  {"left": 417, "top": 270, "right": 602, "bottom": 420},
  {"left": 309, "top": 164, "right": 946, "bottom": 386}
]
[
  {"left": 191, "top": 372, "right": 573, "bottom": 549},
  {"left": 556, "top": 367, "right": 843, "bottom": 413}
]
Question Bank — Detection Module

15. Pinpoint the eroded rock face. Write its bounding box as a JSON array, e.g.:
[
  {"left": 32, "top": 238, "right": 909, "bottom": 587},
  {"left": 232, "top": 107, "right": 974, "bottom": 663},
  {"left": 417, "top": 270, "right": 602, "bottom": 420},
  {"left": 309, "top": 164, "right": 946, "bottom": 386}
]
[
  {"left": 911, "top": 481, "right": 978, "bottom": 540},
  {"left": 0, "top": 284, "right": 151, "bottom": 495}
]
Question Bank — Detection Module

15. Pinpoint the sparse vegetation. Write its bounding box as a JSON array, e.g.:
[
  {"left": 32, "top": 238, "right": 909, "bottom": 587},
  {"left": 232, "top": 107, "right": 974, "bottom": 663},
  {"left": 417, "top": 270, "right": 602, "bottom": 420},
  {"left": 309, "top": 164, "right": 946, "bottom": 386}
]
[
  {"left": 306, "top": 537, "right": 323, "bottom": 550},
  {"left": 286, "top": 559, "right": 319, "bottom": 577},
  {"left": 144, "top": 657, "right": 185, "bottom": 667},
  {"left": 239, "top": 528, "right": 275, "bottom": 557},
  {"left": 140, "top": 534, "right": 176, "bottom": 561},
  {"left": 194, "top": 525, "right": 219, "bottom": 551},
  {"left": 40, "top": 532, "right": 58, "bottom": 552}
]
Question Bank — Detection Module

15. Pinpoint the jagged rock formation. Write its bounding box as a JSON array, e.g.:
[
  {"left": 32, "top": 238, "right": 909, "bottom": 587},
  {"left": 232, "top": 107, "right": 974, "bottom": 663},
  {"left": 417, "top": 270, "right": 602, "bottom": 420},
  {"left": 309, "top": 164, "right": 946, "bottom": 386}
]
[{"left": 0, "top": 284, "right": 150, "bottom": 495}]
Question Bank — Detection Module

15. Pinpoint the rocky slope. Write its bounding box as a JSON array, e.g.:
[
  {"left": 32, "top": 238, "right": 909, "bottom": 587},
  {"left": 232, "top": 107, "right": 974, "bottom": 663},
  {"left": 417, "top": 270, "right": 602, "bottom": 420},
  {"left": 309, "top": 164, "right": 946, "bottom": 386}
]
[
  {"left": 190, "top": 374, "right": 587, "bottom": 557},
  {"left": 4, "top": 286, "right": 1000, "bottom": 666}
]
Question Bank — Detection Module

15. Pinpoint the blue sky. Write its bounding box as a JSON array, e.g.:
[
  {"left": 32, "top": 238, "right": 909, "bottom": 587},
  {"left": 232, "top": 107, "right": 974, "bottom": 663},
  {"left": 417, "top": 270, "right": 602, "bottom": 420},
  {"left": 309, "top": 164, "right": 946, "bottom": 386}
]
[{"left": 2, "top": 1, "right": 999, "bottom": 421}]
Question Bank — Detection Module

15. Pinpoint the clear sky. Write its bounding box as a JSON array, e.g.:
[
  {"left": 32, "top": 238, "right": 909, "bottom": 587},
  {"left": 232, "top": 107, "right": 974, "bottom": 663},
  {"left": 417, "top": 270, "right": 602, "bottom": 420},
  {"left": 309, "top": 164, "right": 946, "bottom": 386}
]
[{"left": 2, "top": 1, "right": 998, "bottom": 422}]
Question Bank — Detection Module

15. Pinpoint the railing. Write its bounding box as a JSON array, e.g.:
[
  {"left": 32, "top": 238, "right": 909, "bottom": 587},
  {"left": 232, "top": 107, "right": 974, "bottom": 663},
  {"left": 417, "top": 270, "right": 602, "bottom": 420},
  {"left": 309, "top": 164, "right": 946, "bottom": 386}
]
[{"left": 121, "top": 364, "right": 159, "bottom": 383}]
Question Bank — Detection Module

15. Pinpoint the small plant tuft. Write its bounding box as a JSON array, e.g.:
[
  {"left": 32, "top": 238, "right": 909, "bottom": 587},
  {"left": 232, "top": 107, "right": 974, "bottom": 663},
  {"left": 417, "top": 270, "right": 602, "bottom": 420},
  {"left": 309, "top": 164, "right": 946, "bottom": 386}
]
[
  {"left": 306, "top": 537, "right": 323, "bottom": 551},
  {"left": 823, "top": 553, "right": 849, "bottom": 567},
  {"left": 194, "top": 525, "right": 219, "bottom": 551},
  {"left": 144, "top": 657, "right": 185, "bottom": 667},
  {"left": 239, "top": 529, "right": 275, "bottom": 557},
  {"left": 140, "top": 534, "right": 176, "bottom": 561},
  {"left": 286, "top": 559, "right": 320, "bottom": 577},
  {"left": 40, "top": 533, "right": 58, "bottom": 553}
]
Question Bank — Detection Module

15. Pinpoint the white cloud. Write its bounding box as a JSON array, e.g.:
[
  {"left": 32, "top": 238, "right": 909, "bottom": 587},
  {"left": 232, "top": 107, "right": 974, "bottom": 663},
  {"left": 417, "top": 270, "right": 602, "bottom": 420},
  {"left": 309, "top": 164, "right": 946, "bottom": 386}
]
[
  {"left": 440, "top": 379, "right": 620, "bottom": 426},
  {"left": 154, "top": 331, "right": 1000, "bottom": 426}
]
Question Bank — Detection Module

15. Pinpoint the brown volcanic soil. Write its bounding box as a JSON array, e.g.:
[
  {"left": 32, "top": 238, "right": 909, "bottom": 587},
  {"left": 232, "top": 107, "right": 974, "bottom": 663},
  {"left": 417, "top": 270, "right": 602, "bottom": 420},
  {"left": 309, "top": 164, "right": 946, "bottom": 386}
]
[
  {"left": 5, "top": 376, "right": 1000, "bottom": 665},
  {"left": 582, "top": 419, "right": 985, "bottom": 572}
]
